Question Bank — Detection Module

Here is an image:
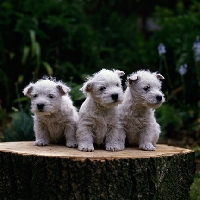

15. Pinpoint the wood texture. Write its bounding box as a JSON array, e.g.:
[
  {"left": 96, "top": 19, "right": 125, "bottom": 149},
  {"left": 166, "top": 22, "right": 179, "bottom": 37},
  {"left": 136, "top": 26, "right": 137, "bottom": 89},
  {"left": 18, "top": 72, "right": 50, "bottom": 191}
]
[{"left": 0, "top": 142, "right": 196, "bottom": 200}]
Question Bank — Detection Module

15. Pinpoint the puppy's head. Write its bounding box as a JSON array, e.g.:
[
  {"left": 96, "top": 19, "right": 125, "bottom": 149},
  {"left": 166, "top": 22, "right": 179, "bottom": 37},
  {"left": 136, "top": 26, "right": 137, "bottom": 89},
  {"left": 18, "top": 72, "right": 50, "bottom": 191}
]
[
  {"left": 81, "top": 69, "right": 125, "bottom": 108},
  {"left": 128, "top": 70, "right": 165, "bottom": 108},
  {"left": 23, "top": 77, "right": 70, "bottom": 115}
]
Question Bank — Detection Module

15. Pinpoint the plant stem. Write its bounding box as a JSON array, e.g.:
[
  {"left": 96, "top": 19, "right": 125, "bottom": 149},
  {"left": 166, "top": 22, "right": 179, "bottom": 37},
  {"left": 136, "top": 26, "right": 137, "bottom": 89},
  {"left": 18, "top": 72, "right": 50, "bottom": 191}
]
[{"left": 162, "top": 55, "right": 173, "bottom": 90}]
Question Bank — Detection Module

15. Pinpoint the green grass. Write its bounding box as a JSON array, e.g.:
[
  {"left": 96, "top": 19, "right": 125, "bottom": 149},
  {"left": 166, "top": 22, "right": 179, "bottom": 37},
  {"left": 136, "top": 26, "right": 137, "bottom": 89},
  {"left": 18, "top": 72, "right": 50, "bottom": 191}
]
[{"left": 190, "top": 171, "right": 200, "bottom": 200}]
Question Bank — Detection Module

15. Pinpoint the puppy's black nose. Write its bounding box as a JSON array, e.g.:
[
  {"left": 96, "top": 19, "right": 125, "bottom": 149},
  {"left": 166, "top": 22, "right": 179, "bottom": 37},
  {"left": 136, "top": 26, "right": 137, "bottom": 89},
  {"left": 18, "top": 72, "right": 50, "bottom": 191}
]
[
  {"left": 156, "top": 95, "right": 162, "bottom": 101},
  {"left": 37, "top": 103, "right": 45, "bottom": 110},
  {"left": 111, "top": 93, "right": 118, "bottom": 101}
]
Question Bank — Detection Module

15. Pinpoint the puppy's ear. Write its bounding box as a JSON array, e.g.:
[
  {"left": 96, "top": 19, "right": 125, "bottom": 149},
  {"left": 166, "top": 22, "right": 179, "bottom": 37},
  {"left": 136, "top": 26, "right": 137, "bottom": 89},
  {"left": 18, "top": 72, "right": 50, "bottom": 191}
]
[
  {"left": 114, "top": 70, "right": 125, "bottom": 77},
  {"left": 156, "top": 73, "right": 165, "bottom": 80},
  {"left": 57, "top": 83, "right": 71, "bottom": 95},
  {"left": 23, "top": 83, "right": 34, "bottom": 98},
  {"left": 128, "top": 74, "right": 138, "bottom": 85},
  {"left": 80, "top": 82, "right": 93, "bottom": 93}
]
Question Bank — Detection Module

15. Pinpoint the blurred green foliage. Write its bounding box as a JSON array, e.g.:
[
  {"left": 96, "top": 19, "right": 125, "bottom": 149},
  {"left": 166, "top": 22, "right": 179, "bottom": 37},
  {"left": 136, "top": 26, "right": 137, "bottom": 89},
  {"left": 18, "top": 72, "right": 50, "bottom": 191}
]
[
  {"left": 190, "top": 172, "right": 200, "bottom": 200},
  {"left": 0, "top": 0, "right": 158, "bottom": 110},
  {"left": 0, "top": 0, "right": 200, "bottom": 145},
  {"left": 3, "top": 109, "right": 34, "bottom": 141},
  {"left": 153, "top": 1, "right": 200, "bottom": 105}
]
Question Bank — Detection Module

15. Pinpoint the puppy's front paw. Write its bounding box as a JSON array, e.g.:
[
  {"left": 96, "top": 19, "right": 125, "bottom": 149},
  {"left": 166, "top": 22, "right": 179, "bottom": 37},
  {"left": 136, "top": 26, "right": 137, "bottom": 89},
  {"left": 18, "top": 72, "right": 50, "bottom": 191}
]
[
  {"left": 78, "top": 143, "right": 94, "bottom": 152},
  {"left": 139, "top": 143, "right": 156, "bottom": 151},
  {"left": 34, "top": 139, "right": 49, "bottom": 146},
  {"left": 119, "top": 140, "right": 125, "bottom": 151},
  {"left": 66, "top": 140, "right": 78, "bottom": 148},
  {"left": 106, "top": 144, "right": 122, "bottom": 151}
]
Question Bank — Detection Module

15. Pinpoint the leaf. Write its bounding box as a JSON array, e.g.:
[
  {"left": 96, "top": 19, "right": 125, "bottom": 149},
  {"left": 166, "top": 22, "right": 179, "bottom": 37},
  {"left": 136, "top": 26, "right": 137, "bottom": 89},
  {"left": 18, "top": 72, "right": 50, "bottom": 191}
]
[
  {"left": 13, "top": 97, "right": 29, "bottom": 103},
  {"left": 30, "top": 29, "right": 36, "bottom": 57},
  {"left": 17, "top": 74, "right": 24, "bottom": 84},
  {"left": 21, "top": 46, "right": 30, "bottom": 65},
  {"left": 42, "top": 62, "right": 53, "bottom": 76},
  {"left": 35, "top": 42, "right": 41, "bottom": 68}
]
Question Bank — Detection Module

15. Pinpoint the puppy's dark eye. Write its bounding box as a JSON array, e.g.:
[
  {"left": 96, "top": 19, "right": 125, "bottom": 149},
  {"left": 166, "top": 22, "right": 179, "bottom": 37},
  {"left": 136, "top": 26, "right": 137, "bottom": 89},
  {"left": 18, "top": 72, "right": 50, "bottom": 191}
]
[
  {"left": 48, "top": 94, "right": 54, "bottom": 99},
  {"left": 116, "top": 83, "right": 120, "bottom": 87},
  {"left": 32, "top": 94, "right": 38, "bottom": 98},
  {"left": 143, "top": 86, "right": 150, "bottom": 92},
  {"left": 100, "top": 86, "right": 106, "bottom": 91}
]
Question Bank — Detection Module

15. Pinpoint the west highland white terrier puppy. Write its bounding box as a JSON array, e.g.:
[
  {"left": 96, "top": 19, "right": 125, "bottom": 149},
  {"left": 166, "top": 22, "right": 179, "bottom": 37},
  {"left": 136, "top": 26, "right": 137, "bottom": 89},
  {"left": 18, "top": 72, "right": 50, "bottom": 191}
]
[
  {"left": 23, "top": 77, "right": 78, "bottom": 147},
  {"left": 119, "top": 70, "right": 165, "bottom": 151},
  {"left": 76, "top": 69, "right": 125, "bottom": 152}
]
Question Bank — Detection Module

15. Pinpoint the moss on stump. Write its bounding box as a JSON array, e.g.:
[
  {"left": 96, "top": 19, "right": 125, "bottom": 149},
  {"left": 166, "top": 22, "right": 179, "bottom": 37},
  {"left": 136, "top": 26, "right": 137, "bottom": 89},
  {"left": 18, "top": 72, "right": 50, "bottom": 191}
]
[{"left": 0, "top": 142, "right": 196, "bottom": 200}]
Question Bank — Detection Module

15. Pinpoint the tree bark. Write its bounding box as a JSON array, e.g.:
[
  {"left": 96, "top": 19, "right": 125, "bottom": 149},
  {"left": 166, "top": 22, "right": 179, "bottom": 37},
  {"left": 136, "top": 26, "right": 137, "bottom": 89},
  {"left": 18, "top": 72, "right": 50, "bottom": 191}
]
[{"left": 0, "top": 142, "right": 196, "bottom": 200}]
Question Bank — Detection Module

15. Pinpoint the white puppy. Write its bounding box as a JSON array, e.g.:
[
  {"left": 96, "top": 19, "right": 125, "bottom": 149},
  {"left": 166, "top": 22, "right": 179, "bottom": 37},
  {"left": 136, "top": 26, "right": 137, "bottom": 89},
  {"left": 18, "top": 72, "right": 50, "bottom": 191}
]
[
  {"left": 23, "top": 77, "right": 78, "bottom": 147},
  {"left": 119, "top": 70, "right": 165, "bottom": 151},
  {"left": 76, "top": 69, "right": 125, "bottom": 152}
]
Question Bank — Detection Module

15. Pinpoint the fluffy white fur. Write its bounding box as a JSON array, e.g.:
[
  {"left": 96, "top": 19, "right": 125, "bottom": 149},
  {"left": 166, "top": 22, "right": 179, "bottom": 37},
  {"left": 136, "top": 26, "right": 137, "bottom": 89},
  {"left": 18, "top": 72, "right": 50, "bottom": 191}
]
[
  {"left": 119, "top": 70, "right": 165, "bottom": 151},
  {"left": 76, "top": 69, "right": 125, "bottom": 152},
  {"left": 23, "top": 77, "right": 78, "bottom": 147}
]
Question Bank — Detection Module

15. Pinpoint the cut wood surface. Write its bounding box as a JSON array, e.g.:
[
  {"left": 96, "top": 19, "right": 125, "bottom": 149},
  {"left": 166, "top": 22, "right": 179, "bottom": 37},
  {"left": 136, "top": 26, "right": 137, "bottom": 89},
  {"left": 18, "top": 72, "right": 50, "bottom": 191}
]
[
  {"left": 0, "top": 141, "right": 194, "bottom": 159},
  {"left": 0, "top": 142, "right": 196, "bottom": 200}
]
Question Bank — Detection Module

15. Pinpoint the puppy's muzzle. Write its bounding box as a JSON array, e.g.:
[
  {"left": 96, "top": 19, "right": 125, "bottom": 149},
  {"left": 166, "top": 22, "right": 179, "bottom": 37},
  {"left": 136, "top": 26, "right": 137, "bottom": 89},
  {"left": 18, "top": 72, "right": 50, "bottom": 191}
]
[
  {"left": 37, "top": 103, "right": 45, "bottom": 111},
  {"left": 111, "top": 93, "right": 118, "bottom": 101},
  {"left": 156, "top": 95, "right": 162, "bottom": 102}
]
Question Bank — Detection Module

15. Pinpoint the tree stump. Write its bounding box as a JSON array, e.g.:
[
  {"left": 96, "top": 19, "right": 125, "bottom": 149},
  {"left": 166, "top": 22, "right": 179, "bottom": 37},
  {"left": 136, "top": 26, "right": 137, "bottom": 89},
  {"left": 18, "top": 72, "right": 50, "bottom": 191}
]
[{"left": 0, "top": 142, "right": 196, "bottom": 200}]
